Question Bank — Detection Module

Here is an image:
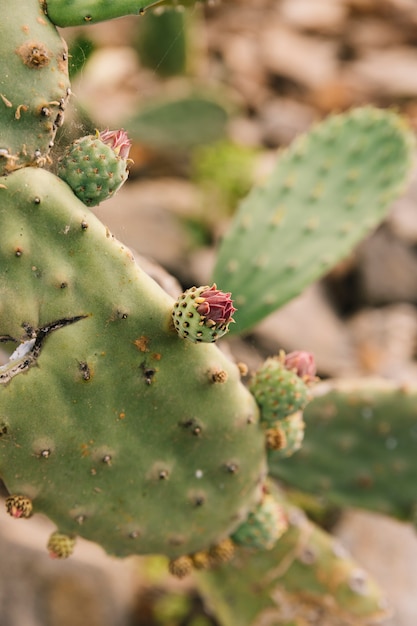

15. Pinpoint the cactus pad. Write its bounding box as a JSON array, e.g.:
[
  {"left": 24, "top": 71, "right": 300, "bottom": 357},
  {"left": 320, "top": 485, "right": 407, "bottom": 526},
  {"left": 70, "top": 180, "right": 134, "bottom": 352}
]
[
  {"left": 213, "top": 107, "right": 415, "bottom": 334},
  {"left": 269, "top": 380, "right": 417, "bottom": 523},
  {"left": 0, "top": 2, "right": 70, "bottom": 174},
  {"left": 0, "top": 167, "right": 267, "bottom": 560}
]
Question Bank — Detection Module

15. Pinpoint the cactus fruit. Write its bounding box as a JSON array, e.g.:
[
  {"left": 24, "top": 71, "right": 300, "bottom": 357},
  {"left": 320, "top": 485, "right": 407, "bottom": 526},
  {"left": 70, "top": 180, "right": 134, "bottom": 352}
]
[
  {"left": 57, "top": 129, "right": 131, "bottom": 206},
  {"left": 0, "top": 166, "right": 267, "bottom": 560},
  {"left": 269, "top": 379, "right": 417, "bottom": 524},
  {"left": 249, "top": 352, "right": 314, "bottom": 425},
  {"left": 5, "top": 495, "right": 33, "bottom": 519},
  {"left": 212, "top": 107, "right": 415, "bottom": 334},
  {"left": 0, "top": 2, "right": 71, "bottom": 174},
  {"left": 172, "top": 285, "right": 236, "bottom": 343},
  {"left": 47, "top": 531, "right": 76, "bottom": 559},
  {"left": 196, "top": 484, "right": 389, "bottom": 626}
]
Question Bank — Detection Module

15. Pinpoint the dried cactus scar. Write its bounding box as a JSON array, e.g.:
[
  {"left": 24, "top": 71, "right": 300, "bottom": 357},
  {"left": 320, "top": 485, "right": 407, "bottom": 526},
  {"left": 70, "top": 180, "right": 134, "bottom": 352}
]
[{"left": 0, "top": 315, "right": 89, "bottom": 384}]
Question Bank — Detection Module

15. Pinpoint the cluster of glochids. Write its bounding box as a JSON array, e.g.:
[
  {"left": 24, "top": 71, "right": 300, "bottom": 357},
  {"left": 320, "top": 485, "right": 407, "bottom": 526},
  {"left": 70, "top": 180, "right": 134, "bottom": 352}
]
[{"left": 3, "top": 286, "right": 316, "bottom": 572}]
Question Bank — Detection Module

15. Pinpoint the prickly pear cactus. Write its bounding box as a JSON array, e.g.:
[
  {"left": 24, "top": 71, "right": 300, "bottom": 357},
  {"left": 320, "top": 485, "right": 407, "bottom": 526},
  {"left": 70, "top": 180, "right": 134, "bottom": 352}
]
[
  {"left": 197, "top": 483, "right": 389, "bottom": 626},
  {"left": 0, "top": 166, "right": 267, "bottom": 560},
  {"left": 213, "top": 107, "right": 415, "bottom": 334},
  {"left": 270, "top": 379, "right": 417, "bottom": 524},
  {"left": 0, "top": 2, "right": 71, "bottom": 174}
]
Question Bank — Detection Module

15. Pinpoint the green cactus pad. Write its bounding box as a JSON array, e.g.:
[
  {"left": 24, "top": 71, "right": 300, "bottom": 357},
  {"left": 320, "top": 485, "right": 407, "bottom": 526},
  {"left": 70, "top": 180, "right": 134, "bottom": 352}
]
[
  {"left": 0, "top": 167, "right": 266, "bottom": 559},
  {"left": 212, "top": 107, "right": 415, "bottom": 334},
  {"left": 197, "top": 484, "right": 389, "bottom": 626},
  {"left": 269, "top": 379, "right": 417, "bottom": 523},
  {"left": 45, "top": 0, "right": 205, "bottom": 27},
  {"left": 0, "top": 2, "right": 70, "bottom": 174},
  {"left": 57, "top": 133, "right": 130, "bottom": 206},
  {"left": 249, "top": 356, "right": 311, "bottom": 424}
]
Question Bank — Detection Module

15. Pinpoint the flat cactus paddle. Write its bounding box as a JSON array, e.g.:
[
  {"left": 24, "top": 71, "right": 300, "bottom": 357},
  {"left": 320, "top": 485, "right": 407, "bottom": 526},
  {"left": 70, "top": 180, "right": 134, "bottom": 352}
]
[
  {"left": 212, "top": 107, "right": 415, "bottom": 334},
  {"left": 0, "top": 167, "right": 266, "bottom": 560}
]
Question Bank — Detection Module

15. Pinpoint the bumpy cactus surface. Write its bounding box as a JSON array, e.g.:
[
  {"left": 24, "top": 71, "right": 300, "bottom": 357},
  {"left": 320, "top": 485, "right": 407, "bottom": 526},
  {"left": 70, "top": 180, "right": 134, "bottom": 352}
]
[
  {"left": 197, "top": 484, "right": 389, "bottom": 626},
  {"left": 270, "top": 379, "right": 417, "bottom": 524},
  {"left": 213, "top": 107, "right": 415, "bottom": 334},
  {"left": 0, "top": 1, "right": 71, "bottom": 174},
  {"left": 1, "top": 2, "right": 416, "bottom": 622},
  {"left": 0, "top": 167, "right": 267, "bottom": 559}
]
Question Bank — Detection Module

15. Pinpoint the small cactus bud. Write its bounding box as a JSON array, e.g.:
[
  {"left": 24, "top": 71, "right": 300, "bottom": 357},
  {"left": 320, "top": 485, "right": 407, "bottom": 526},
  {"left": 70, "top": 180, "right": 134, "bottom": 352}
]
[
  {"left": 284, "top": 350, "right": 317, "bottom": 383},
  {"left": 47, "top": 531, "right": 76, "bottom": 559},
  {"left": 168, "top": 555, "right": 193, "bottom": 578},
  {"left": 172, "top": 284, "right": 236, "bottom": 343},
  {"left": 191, "top": 550, "right": 212, "bottom": 570},
  {"left": 5, "top": 495, "right": 33, "bottom": 519},
  {"left": 57, "top": 129, "right": 131, "bottom": 206},
  {"left": 208, "top": 538, "right": 235, "bottom": 565},
  {"left": 249, "top": 356, "right": 311, "bottom": 424}
]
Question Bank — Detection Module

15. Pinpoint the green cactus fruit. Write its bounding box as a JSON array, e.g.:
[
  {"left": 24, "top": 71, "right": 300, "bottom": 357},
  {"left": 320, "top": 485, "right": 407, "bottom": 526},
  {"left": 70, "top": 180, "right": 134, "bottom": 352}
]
[
  {"left": 0, "top": 1, "right": 71, "bottom": 174},
  {"left": 47, "top": 531, "right": 76, "bottom": 559},
  {"left": 212, "top": 107, "right": 415, "bottom": 334},
  {"left": 249, "top": 353, "right": 312, "bottom": 425},
  {"left": 231, "top": 492, "right": 288, "bottom": 550},
  {"left": 172, "top": 285, "right": 236, "bottom": 343},
  {"left": 197, "top": 484, "right": 389, "bottom": 626},
  {"left": 5, "top": 495, "right": 33, "bottom": 519},
  {"left": 45, "top": 0, "right": 205, "bottom": 27},
  {"left": 266, "top": 411, "right": 306, "bottom": 458},
  {"left": 0, "top": 167, "right": 266, "bottom": 560},
  {"left": 269, "top": 379, "right": 417, "bottom": 524},
  {"left": 57, "top": 129, "right": 131, "bottom": 206}
]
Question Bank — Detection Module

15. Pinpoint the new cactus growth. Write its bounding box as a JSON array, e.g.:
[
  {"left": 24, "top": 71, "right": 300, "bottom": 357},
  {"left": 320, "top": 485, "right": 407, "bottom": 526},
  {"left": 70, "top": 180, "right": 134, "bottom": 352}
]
[
  {"left": 0, "top": 1, "right": 416, "bottom": 623},
  {"left": 57, "top": 129, "right": 131, "bottom": 206},
  {"left": 172, "top": 284, "right": 236, "bottom": 343},
  {"left": 249, "top": 351, "right": 315, "bottom": 425}
]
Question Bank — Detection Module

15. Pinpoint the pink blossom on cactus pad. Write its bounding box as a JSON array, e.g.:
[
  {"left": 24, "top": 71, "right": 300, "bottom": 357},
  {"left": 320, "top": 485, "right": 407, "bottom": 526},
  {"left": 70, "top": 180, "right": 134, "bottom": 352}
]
[
  {"left": 196, "top": 284, "right": 236, "bottom": 328},
  {"left": 284, "top": 350, "right": 317, "bottom": 382},
  {"left": 99, "top": 128, "right": 131, "bottom": 159}
]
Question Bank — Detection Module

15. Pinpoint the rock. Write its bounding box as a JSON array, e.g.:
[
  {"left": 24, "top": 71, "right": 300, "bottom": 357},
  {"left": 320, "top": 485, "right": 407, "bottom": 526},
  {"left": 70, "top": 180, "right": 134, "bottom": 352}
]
[
  {"left": 258, "top": 97, "right": 317, "bottom": 146},
  {"left": 253, "top": 283, "right": 358, "bottom": 378},
  {"left": 260, "top": 24, "right": 339, "bottom": 90},
  {"left": 348, "top": 304, "right": 417, "bottom": 380},
  {"left": 0, "top": 506, "right": 134, "bottom": 626},
  {"left": 335, "top": 510, "right": 417, "bottom": 626},
  {"left": 349, "top": 47, "right": 417, "bottom": 98},
  {"left": 279, "top": 0, "right": 348, "bottom": 34},
  {"left": 94, "top": 178, "right": 200, "bottom": 274},
  {"left": 356, "top": 226, "right": 417, "bottom": 305}
]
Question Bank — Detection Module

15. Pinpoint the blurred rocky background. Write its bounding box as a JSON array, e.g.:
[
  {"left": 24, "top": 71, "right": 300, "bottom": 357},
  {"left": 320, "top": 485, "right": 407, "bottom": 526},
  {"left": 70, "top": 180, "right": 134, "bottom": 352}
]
[{"left": 2, "top": 1, "right": 417, "bottom": 624}]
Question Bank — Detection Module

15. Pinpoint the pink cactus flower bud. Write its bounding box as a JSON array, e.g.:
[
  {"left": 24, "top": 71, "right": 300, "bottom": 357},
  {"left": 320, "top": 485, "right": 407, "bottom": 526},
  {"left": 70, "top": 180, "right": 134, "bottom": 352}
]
[
  {"left": 99, "top": 128, "right": 131, "bottom": 159},
  {"left": 284, "top": 350, "right": 317, "bottom": 382},
  {"left": 196, "top": 284, "right": 236, "bottom": 328}
]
